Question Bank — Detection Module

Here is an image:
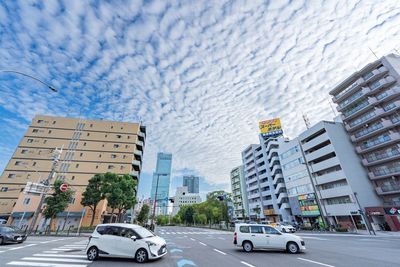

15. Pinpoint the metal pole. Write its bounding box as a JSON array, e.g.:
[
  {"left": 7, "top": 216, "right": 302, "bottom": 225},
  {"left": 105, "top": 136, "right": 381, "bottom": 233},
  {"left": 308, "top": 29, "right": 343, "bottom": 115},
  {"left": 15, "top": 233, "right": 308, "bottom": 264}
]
[
  {"left": 77, "top": 208, "right": 85, "bottom": 236},
  {"left": 354, "top": 192, "right": 376, "bottom": 235},
  {"left": 298, "top": 140, "right": 329, "bottom": 228},
  {"left": 0, "top": 70, "right": 58, "bottom": 92},
  {"left": 150, "top": 174, "right": 160, "bottom": 230}
]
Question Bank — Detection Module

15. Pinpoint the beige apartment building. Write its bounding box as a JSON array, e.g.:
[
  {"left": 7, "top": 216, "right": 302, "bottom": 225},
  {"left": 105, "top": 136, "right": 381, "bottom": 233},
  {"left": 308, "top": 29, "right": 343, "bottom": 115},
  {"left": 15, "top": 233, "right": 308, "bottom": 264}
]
[
  {"left": 0, "top": 115, "right": 145, "bottom": 230},
  {"left": 330, "top": 54, "right": 400, "bottom": 231}
]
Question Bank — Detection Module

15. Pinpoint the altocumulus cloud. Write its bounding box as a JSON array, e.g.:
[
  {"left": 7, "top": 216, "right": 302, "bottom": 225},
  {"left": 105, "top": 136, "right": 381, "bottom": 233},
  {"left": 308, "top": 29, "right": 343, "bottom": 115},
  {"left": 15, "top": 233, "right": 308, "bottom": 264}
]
[{"left": 1, "top": 0, "right": 400, "bottom": 188}]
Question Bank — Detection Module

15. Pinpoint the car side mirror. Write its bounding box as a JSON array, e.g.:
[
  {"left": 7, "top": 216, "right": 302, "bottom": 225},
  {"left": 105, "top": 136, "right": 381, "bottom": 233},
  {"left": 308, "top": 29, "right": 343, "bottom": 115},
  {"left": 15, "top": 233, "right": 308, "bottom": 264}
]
[{"left": 131, "top": 235, "right": 137, "bottom": 241}]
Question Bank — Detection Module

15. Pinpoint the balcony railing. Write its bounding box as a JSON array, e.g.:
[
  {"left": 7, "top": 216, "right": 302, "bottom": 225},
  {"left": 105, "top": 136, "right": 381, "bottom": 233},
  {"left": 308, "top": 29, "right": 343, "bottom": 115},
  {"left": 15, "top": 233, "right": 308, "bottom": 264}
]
[
  {"left": 381, "top": 184, "right": 400, "bottom": 192},
  {"left": 372, "top": 162, "right": 400, "bottom": 177},
  {"left": 354, "top": 122, "right": 383, "bottom": 138},
  {"left": 342, "top": 99, "right": 372, "bottom": 120},
  {"left": 334, "top": 78, "right": 363, "bottom": 101},
  {"left": 365, "top": 147, "right": 400, "bottom": 163},
  {"left": 360, "top": 134, "right": 391, "bottom": 150},
  {"left": 384, "top": 200, "right": 400, "bottom": 206}
]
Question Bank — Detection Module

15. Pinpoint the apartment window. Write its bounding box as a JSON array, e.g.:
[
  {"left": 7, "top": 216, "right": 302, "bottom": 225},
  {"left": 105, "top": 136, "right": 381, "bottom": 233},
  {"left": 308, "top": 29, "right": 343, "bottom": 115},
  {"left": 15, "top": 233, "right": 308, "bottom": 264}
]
[
  {"left": 111, "top": 154, "right": 117, "bottom": 159},
  {"left": 71, "top": 176, "right": 75, "bottom": 180},
  {"left": 320, "top": 180, "right": 348, "bottom": 190},
  {"left": 48, "top": 130, "right": 52, "bottom": 134},
  {"left": 32, "top": 162, "right": 36, "bottom": 166},
  {"left": 105, "top": 134, "right": 108, "bottom": 137},
  {"left": 125, "top": 145, "right": 129, "bottom": 148},
  {"left": 1, "top": 187, "right": 8, "bottom": 192},
  {"left": 23, "top": 198, "right": 30, "bottom": 205},
  {"left": 96, "top": 165, "right": 99, "bottom": 169},
  {"left": 280, "top": 146, "right": 299, "bottom": 160},
  {"left": 116, "top": 135, "right": 122, "bottom": 139},
  {"left": 90, "top": 124, "right": 93, "bottom": 127},
  {"left": 121, "top": 127, "right": 123, "bottom": 130},
  {"left": 37, "top": 120, "right": 43, "bottom": 123},
  {"left": 84, "top": 142, "right": 87, "bottom": 146},
  {"left": 326, "top": 196, "right": 352, "bottom": 205},
  {"left": 108, "top": 165, "right": 114, "bottom": 170},
  {"left": 114, "top": 144, "right": 120, "bottom": 148},
  {"left": 111, "top": 126, "right": 114, "bottom": 129},
  {"left": 27, "top": 139, "right": 33, "bottom": 143},
  {"left": 282, "top": 157, "right": 305, "bottom": 171},
  {"left": 87, "top": 133, "right": 90, "bottom": 136},
  {"left": 43, "top": 140, "right": 47, "bottom": 144},
  {"left": 8, "top": 174, "right": 16, "bottom": 179},
  {"left": 99, "top": 154, "right": 102, "bottom": 158},
  {"left": 80, "top": 153, "right": 83, "bottom": 157},
  {"left": 127, "top": 136, "right": 130, "bottom": 139},
  {"left": 102, "top": 144, "right": 105, "bottom": 147},
  {"left": 76, "top": 164, "right": 79, "bottom": 168},
  {"left": 21, "top": 149, "right": 28, "bottom": 154},
  {"left": 32, "top": 129, "right": 39, "bottom": 133},
  {"left": 123, "top": 155, "right": 126, "bottom": 159},
  {"left": 15, "top": 161, "right": 23, "bottom": 166}
]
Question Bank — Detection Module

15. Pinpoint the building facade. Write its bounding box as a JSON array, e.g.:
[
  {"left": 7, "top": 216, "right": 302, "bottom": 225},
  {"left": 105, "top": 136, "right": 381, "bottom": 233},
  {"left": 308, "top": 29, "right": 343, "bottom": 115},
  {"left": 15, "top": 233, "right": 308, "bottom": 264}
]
[
  {"left": 183, "top": 175, "right": 199, "bottom": 194},
  {"left": 230, "top": 165, "right": 249, "bottom": 220},
  {"left": 0, "top": 115, "right": 145, "bottom": 230},
  {"left": 150, "top": 153, "right": 172, "bottom": 216},
  {"left": 330, "top": 54, "right": 400, "bottom": 231},
  {"left": 298, "top": 121, "right": 381, "bottom": 230},
  {"left": 171, "top": 186, "right": 201, "bottom": 216}
]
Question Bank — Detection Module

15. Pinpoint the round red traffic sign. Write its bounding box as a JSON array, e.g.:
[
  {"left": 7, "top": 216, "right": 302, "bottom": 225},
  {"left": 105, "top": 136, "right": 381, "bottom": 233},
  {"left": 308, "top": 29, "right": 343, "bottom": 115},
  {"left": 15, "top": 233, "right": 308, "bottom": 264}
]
[{"left": 60, "top": 183, "right": 68, "bottom": 192}]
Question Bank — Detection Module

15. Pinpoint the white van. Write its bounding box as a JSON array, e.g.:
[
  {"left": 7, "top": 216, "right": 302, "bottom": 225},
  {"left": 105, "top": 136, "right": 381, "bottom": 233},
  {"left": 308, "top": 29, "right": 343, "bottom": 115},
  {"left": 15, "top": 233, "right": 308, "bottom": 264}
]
[
  {"left": 233, "top": 223, "right": 305, "bottom": 254},
  {"left": 86, "top": 223, "right": 167, "bottom": 263}
]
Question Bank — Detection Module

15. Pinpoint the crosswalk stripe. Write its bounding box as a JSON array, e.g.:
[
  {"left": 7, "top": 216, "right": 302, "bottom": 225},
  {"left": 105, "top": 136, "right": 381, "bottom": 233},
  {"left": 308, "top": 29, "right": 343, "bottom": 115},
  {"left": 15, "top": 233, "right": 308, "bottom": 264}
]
[
  {"left": 42, "top": 251, "right": 58, "bottom": 253},
  {"left": 51, "top": 248, "right": 75, "bottom": 251},
  {"left": 22, "top": 257, "right": 91, "bottom": 263},
  {"left": 7, "top": 262, "right": 86, "bottom": 267},
  {"left": 33, "top": 254, "right": 86, "bottom": 258}
]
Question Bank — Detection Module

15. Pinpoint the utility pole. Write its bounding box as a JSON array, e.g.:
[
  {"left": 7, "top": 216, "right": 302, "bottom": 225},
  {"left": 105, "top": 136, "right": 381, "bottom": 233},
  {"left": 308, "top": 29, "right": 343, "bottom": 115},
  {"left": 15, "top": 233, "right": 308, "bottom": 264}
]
[
  {"left": 27, "top": 147, "right": 62, "bottom": 234},
  {"left": 354, "top": 192, "right": 376, "bottom": 235}
]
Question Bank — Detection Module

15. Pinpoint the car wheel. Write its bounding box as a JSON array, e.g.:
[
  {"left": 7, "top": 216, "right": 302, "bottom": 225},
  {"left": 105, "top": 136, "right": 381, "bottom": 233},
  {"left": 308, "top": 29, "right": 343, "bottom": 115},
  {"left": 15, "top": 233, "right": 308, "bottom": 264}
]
[
  {"left": 87, "top": 246, "right": 99, "bottom": 261},
  {"left": 242, "top": 241, "right": 253, "bottom": 252},
  {"left": 0, "top": 237, "right": 4, "bottom": 245},
  {"left": 286, "top": 242, "right": 299, "bottom": 254},
  {"left": 135, "top": 248, "right": 148, "bottom": 263}
]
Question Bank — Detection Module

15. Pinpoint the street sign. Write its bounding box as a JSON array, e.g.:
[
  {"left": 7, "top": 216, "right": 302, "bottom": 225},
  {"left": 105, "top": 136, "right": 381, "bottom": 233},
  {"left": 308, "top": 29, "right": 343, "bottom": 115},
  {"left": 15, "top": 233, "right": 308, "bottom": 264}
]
[{"left": 60, "top": 183, "right": 68, "bottom": 192}]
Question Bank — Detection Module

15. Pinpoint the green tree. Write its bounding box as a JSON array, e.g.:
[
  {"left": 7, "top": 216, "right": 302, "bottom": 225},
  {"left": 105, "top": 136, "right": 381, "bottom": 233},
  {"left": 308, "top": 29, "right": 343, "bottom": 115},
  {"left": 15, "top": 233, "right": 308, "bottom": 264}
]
[
  {"left": 172, "top": 215, "right": 182, "bottom": 224},
  {"left": 80, "top": 174, "right": 106, "bottom": 226},
  {"left": 137, "top": 204, "right": 150, "bottom": 225},
  {"left": 43, "top": 180, "right": 74, "bottom": 231},
  {"left": 195, "top": 213, "right": 207, "bottom": 224},
  {"left": 156, "top": 215, "right": 169, "bottom": 226},
  {"left": 184, "top": 206, "right": 195, "bottom": 225}
]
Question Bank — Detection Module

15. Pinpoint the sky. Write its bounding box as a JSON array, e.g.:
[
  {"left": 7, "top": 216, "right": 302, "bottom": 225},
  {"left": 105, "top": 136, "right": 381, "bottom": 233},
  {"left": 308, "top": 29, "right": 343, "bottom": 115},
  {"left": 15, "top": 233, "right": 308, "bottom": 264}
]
[{"left": 1, "top": 0, "right": 400, "bottom": 199}]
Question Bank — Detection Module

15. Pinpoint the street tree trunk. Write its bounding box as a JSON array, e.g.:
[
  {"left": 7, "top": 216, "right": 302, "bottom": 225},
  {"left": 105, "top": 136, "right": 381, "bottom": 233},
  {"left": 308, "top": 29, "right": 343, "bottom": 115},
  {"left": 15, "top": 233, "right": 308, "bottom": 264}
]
[{"left": 90, "top": 205, "right": 97, "bottom": 226}]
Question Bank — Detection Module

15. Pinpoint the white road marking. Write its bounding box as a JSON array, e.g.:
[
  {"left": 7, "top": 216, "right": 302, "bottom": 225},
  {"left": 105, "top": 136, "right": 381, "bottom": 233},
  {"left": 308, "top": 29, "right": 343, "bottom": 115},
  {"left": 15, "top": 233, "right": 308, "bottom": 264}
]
[
  {"left": 218, "top": 237, "right": 225, "bottom": 240},
  {"left": 33, "top": 254, "right": 86, "bottom": 258},
  {"left": 22, "top": 257, "right": 91, "bottom": 263},
  {"left": 213, "top": 249, "right": 226, "bottom": 255},
  {"left": 42, "top": 251, "right": 58, "bottom": 253},
  {"left": 40, "top": 238, "right": 66, "bottom": 244},
  {"left": 51, "top": 248, "right": 75, "bottom": 251},
  {"left": 241, "top": 261, "right": 256, "bottom": 267},
  {"left": 8, "top": 244, "right": 37, "bottom": 250},
  {"left": 7, "top": 262, "right": 86, "bottom": 267},
  {"left": 190, "top": 238, "right": 195, "bottom": 241},
  {"left": 301, "top": 237, "right": 328, "bottom": 240},
  {"left": 297, "top": 257, "right": 335, "bottom": 267},
  {"left": 199, "top": 242, "right": 207, "bottom": 246}
]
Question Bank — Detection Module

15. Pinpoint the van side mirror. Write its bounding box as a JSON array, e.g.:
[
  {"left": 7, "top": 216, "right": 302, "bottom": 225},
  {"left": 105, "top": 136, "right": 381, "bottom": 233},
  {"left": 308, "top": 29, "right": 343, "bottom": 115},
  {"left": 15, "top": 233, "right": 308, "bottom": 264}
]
[{"left": 131, "top": 235, "right": 137, "bottom": 241}]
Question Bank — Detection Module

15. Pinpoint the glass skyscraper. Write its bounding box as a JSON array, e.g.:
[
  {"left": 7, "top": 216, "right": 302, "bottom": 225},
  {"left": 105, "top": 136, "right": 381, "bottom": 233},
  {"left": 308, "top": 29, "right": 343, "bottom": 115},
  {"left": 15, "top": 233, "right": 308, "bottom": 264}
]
[
  {"left": 150, "top": 152, "right": 172, "bottom": 215},
  {"left": 183, "top": 175, "right": 199, "bottom": 193}
]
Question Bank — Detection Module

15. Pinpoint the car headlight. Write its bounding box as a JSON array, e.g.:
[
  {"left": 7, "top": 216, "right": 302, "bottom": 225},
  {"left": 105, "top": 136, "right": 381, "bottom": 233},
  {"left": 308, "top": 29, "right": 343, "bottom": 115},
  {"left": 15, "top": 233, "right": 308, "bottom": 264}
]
[{"left": 146, "top": 241, "right": 157, "bottom": 246}]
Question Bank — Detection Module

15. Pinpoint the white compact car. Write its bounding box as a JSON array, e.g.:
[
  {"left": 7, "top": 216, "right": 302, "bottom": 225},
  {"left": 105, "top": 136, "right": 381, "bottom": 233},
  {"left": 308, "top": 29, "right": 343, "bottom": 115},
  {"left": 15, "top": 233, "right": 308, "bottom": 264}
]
[
  {"left": 86, "top": 223, "right": 167, "bottom": 263},
  {"left": 233, "top": 223, "right": 305, "bottom": 254},
  {"left": 273, "top": 223, "right": 296, "bottom": 233}
]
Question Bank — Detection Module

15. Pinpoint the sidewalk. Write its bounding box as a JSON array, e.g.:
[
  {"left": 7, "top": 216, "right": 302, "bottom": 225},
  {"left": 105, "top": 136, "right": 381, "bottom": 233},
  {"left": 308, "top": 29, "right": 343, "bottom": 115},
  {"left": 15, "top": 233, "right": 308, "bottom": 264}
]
[{"left": 297, "top": 229, "right": 400, "bottom": 237}]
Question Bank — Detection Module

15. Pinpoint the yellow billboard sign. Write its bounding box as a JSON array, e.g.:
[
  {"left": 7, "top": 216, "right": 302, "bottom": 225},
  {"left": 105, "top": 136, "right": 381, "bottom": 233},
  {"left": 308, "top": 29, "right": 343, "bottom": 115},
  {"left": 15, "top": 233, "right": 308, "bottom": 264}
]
[{"left": 259, "top": 118, "right": 283, "bottom": 137}]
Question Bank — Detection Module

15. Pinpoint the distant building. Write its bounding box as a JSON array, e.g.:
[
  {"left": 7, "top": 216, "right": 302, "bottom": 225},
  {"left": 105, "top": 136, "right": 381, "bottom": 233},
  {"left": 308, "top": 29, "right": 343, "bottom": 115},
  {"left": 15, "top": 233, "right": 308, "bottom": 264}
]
[
  {"left": 171, "top": 186, "right": 201, "bottom": 216},
  {"left": 150, "top": 153, "right": 172, "bottom": 216},
  {"left": 0, "top": 115, "right": 145, "bottom": 229},
  {"left": 183, "top": 175, "right": 199, "bottom": 193},
  {"left": 230, "top": 165, "right": 249, "bottom": 220},
  {"left": 330, "top": 54, "right": 400, "bottom": 231}
]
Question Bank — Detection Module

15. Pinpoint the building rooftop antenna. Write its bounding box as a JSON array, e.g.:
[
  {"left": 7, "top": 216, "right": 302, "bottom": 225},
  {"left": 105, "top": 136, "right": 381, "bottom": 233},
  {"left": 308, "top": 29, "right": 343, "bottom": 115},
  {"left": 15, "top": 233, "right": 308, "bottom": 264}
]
[{"left": 302, "top": 113, "right": 311, "bottom": 129}]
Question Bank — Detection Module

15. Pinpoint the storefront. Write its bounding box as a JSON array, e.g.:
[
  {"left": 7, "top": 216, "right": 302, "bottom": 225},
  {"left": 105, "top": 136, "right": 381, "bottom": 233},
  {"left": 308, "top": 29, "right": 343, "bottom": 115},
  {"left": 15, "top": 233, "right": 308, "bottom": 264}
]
[
  {"left": 289, "top": 194, "right": 321, "bottom": 227},
  {"left": 366, "top": 206, "right": 400, "bottom": 231}
]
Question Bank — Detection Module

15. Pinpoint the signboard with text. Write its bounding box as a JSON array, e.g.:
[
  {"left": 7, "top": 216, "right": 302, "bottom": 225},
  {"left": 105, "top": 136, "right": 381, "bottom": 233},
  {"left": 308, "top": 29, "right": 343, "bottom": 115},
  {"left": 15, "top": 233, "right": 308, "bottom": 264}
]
[
  {"left": 259, "top": 118, "right": 283, "bottom": 138},
  {"left": 298, "top": 193, "right": 320, "bottom": 216}
]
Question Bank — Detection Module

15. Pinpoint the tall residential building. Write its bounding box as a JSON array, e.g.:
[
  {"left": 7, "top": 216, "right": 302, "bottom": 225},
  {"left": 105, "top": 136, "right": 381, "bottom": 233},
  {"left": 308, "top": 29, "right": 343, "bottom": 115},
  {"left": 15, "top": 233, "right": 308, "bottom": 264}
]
[
  {"left": 0, "top": 115, "right": 145, "bottom": 229},
  {"left": 183, "top": 175, "right": 199, "bottom": 193},
  {"left": 298, "top": 121, "right": 381, "bottom": 229},
  {"left": 150, "top": 153, "right": 172, "bottom": 216},
  {"left": 330, "top": 54, "right": 400, "bottom": 231},
  {"left": 171, "top": 186, "right": 201, "bottom": 216},
  {"left": 230, "top": 165, "right": 249, "bottom": 219},
  {"left": 278, "top": 137, "right": 321, "bottom": 227}
]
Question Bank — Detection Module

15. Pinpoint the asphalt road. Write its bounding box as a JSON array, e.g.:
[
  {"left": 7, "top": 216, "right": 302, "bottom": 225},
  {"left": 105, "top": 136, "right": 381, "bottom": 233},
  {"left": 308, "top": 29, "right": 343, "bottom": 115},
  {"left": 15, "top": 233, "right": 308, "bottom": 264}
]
[{"left": 1, "top": 226, "right": 399, "bottom": 267}]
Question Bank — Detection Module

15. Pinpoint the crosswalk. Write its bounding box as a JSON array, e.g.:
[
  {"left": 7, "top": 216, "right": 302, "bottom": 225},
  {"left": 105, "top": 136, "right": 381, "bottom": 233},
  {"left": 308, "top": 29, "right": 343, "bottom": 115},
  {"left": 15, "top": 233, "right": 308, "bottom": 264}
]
[
  {"left": 158, "top": 230, "right": 232, "bottom": 235},
  {"left": 6, "top": 240, "right": 90, "bottom": 267}
]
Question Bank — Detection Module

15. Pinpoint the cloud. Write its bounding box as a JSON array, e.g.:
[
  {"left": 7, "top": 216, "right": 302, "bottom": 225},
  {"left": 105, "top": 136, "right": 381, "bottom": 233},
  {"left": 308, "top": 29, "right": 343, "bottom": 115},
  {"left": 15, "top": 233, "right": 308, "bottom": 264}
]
[{"left": 1, "top": 0, "right": 400, "bottom": 192}]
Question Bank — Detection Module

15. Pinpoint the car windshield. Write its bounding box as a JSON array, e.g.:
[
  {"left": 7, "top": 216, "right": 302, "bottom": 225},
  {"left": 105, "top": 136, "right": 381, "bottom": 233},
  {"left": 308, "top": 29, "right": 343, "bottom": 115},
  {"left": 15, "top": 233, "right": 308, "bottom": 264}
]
[
  {"left": 0, "top": 227, "right": 15, "bottom": 233},
  {"left": 134, "top": 227, "right": 155, "bottom": 238}
]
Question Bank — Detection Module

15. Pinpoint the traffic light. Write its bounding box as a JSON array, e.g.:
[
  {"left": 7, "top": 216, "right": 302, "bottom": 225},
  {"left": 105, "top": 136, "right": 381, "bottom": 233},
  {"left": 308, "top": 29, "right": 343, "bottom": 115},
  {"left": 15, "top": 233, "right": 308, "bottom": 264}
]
[{"left": 217, "top": 195, "right": 224, "bottom": 201}]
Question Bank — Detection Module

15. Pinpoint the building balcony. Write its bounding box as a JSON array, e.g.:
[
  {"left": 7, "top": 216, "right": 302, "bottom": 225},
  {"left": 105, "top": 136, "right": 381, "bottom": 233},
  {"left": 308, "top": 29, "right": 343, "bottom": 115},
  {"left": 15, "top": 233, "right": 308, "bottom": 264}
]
[
  {"left": 315, "top": 170, "right": 346, "bottom": 185},
  {"left": 244, "top": 155, "right": 254, "bottom": 165},
  {"left": 280, "top": 202, "right": 291, "bottom": 210},
  {"left": 276, "top": 192, "right": 288, "bottom": 204},
  {"left": 136, "top": 140, "right": 144, "bottom": 147},
  {"left": 337, "top": 87, "right": 369, "bottom": 112},
  {"left": 267, "top": 149, "right": 278, "bottom": 161},
  {"left": 266, "top": 141, "right": 279, "bottom": 152},
  {"left": 301, "top": 132, "right": 330, "bottom": 152},
  {"left": 268, "top": 156, "right": 280, "bottom": 169},
  {"left": 369, "top": 164, "right": 400, "bottom": 180},
  {"left": 257, "top": 165, "right": 267, "bottom": 173},
  {"left": 305, "top": 144, "right": 335, "bottom": 162},
  {"left": 383, "top": 200, "right": 400, "bottom": 206},
  {"left": 262, "top": 199, "right": 273, "bottom": 207},
  {"left": 363, "top": 66, "right": 389, "bottom": 84},
  {"left": 333, "top": 77, "right": 364, "bottom": 103},
  {"left": 259, "top": 181, "right": 269, "bottom": 188},
  {"left": 362, "top": 147, "right": 400, "bottom": 167},
  {"left": 375, "top": 184, "right": 400, "bottom": 195},
  {"left": 258, "top": 172, "right": 268, "bottom": 180},
  {"left": 132, "top": 159, "right": 141, "bottom": 168},
  {"left": 324, "top": 203, "right": 358, "bottom": 216},
  {"left": 248, "top": 192, "right": 261, "bottom": 200},
  {"left": 261, "top": 189, "right": 272, "bottom": 197},
  {"left": 273, "top": 173, "right": 284, "bottom": 184},
  {"left": 319, "top": 186, "right": 352, "bottom": 199},
  {"left": 270, "top": 164, "right": 282, "bottom": 176},
  {"left": 350, "top": 119, "right": 392, "bottom": 142},
  {"left": 274, "top": 182, "right": 286, "bottom": 195},
  {"left": 134, "top": 150, "right": 143, "bottom": 158},
  {"left": 345, "top": 108, "right": 384, "bottom": 132},
  {"left": 248, "top": 184, "right": 259, "bottom": 192},
  {"left": 255, "top": 156, "right": 264, "bottom": 165},
  {"left": 341, "top": 98, "right": 376, "bottom": 121},
  {"left": 356, "top": 132, "right": 400, "bottom": 154},
  {"left": 129, "top": 170, "right": 139, "bottom": 179},
  {"left": 246, "top": 168, "right": 256, "bottom": 177},
  {"left": 311, "top": 157, "right": 340, "bottom": 173},
  {"left": 367, "top": 75, "right": 396, "bottom": 95},
  {"left": 138, "top": 131, "right": 145, "bottom": 138}
]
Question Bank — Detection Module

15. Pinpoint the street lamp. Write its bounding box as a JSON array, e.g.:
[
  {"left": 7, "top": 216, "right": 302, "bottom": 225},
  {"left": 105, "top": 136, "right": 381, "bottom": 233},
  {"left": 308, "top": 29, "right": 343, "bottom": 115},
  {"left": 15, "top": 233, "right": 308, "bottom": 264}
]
[
  {"left": 150, "top": 173, "right": 168, "bottom": 230},
  {"left": 0, "top": 70, "right": 58, "bottom": 92}
]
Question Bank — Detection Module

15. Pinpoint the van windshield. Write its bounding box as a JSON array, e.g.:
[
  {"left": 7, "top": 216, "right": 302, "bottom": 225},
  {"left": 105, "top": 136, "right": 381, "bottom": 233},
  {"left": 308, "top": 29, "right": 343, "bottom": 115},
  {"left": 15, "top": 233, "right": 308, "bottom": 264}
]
[{"left": 135, "top": 227, "right": 155, "bottom": 238}]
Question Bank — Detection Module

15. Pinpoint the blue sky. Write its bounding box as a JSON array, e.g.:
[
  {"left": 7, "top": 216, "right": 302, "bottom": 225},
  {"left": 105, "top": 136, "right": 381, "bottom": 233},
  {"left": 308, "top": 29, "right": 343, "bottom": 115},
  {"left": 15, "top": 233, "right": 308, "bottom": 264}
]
[{"left": 1, "top": 0, "right": 400, "bottom": 198}]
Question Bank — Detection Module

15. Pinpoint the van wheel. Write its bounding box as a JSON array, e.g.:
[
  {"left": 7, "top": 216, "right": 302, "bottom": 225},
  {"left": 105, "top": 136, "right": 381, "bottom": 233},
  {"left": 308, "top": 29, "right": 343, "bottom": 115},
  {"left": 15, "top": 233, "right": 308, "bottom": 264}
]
[
  {"left": 87, "top": 246, "right": 99, "bottom": 261},
  {"left": 286, "top": 242, "right": 299, "bottom": 254},
  {"left": 135, "top": 248, "right": 148, "bottom": 263},
  {"left": 243, "top": 241, "right": 253, "bottom": 252}
]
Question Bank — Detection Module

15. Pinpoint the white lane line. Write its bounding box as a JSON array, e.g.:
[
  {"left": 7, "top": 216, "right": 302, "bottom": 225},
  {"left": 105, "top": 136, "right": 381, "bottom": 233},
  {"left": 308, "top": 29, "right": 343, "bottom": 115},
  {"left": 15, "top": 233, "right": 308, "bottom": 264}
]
[
  {"left": 166, "top": 232, "right": 170, "bottom": 234},
  {"left": 301, "top": 237, "right": 328, "bottom": 240},
  {"left": 199, "top": 242, "right": 207, "bottom": 246},
  {"left": 213, "top": 249, "right": 226, "bottom": 255},
  {"left": 8, "top": 244, "right": 37, "bottom": 250},
  {"left": 241, "top": 261, "right": 256, "bottom": 267},
  {"left": 22, "top": 257, "right": 91, "bottom": 263},
  {"left": 7, "top": 262, "right": 86, "bottom": 267},
  {"left": 51, "top": 248, "right": 75, "bottom": 251},
  {"left": 33, "top": 254, "right": 87, "bottom": 258},
  {"left": 42, "top": 251, "right": 59, "bottom": 253},
  {"left": 40, "top": 238, "right": 66, "bottom": 244},
  {"left": 190, "top": 238, "right": 195, "bottom": 241},
  {"left": 218, "top": 237, "right": 225, "bottom": 240},
  {"left": 297, "top": 257, "right": 335, "bottom": 267}
]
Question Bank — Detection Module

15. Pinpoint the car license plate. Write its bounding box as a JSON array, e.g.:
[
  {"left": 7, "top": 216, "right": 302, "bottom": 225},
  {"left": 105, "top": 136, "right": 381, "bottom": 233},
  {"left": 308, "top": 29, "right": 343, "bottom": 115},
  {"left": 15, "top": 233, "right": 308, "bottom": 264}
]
[{"left": 17, "top": 237, "right": 22, "bottom": 241}]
